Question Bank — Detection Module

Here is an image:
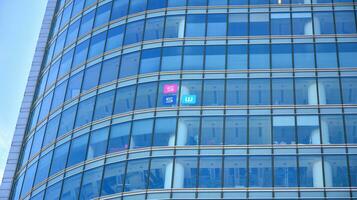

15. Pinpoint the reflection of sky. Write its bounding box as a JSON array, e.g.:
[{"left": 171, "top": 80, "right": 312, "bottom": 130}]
[{"left": 0, "top": 0, "right": 47, "bottom": 184}]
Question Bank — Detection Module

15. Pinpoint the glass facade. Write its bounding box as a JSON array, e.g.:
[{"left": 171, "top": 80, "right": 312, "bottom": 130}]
[{"left": 6, "top": 0, "right": 357, "bottom": 199}]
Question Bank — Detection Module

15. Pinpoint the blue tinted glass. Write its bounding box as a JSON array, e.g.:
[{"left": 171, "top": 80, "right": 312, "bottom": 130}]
[
  {"left": 79, "top": 10, "right": 95, "bottom": 37},
  {"left": 60, "top": 2, "right": 73, "bottom": 28},
  {"left": 203, "top": 80, "right": 225, "bottom": 106},
  {"left": 153, "top": 117, "right": 177, "bottom": 146},
  {"left": 94, "top": 2, "right": 112, "bottom": 28},
  {"left": 61, "top": 173, "right": 82, "bottom": 199},
  {"left": 147, "top": 0, "right": 166, "bottom": 9},
  {"left": 183, "top": 46, "right": 204, "bottom": 70},
  {"left": 88, "top": 31, "right": 106, "bottom": 59},
  {"left": 144, "top": 17, "right": 164, "bottom": 40},
  {"left": 226, "top": 79, "right": 247, "bottom": 106},
  {"left": 201, "top": 117, "right": 224, "bottom": 145},
  {"left": 318, "top": 77, "right": 341, "bottom": 104},
  {"left": 72, "top": 0, "right": 85, "bottom": 17},
  {"left": 297, "top": 115, "right": 320, "bottom": 144},
  {"left": 50, "top": 142, "right": 69, "bottom": 175},
  {"left": 249, "top": 44, "right": 270, "bottom": 69},
  {"left": 58, "top": 48, "right": 74, "bottom": 77},
  {"left": 250, "top": 13, "right": 269, "bottom": 35},
  {"left": 135, "top": 82, "right": 158, "bottom": 110},
  {"left": 250, "top": 0, "right": 269, "bottom": 4},
  {"left": 67, "top": 134, "right": 89, "bottom": 166},
  {"left": 314, "top": 12, "right": 334, "bottom": 34},
  {"left": 186, "top": 15, "right": 206, "bottom": 37},
  {"left": 346, "top": 115, "right": 357, "bottom": 144},
  {"left": 271, "top": 13, "right": 291, "bottom": 35},
  {"left": 65, "top": 19, "right": 80, "bottom": 47},
  {"left": 168, "top": 0, "right": 186, "bottom": 7},
  {"left": 209, "top": 0, "right": 227, "bottom": 5},
  {"left": 46, "top": 61, "right": 60, "bottom": 89},
  {"left": 249, "top": 116, "right": 271, "bottom": 144},
  {"left": 124, "top": 159, "right": 149, "bottom": 191},
  {"left": 321, "top": 115, "right": 344, "bottom": 144},
  {"left": 338, "top": 43, "right": 357, "bottom": 68},
  {"left": 75, "top": 97, "right": 95, "bottom": 128},
  {"left": 188, "top": 0, "right": 207, "bottom": 6},
  {"left": 72, "top": 39, "right": 90, "bottom": 67},
  {"left": 205, "top": 46, "right": 226, "bottom": 70},
  {"left": 228, "top": 14, "right": 248, "bottom": 36},
  {"left": 114, "top": 85, "right": 136, "bottom": 114},
  {"left": 101, "top": 162, "right": 125, "bottom": 195},
  {"left": 295, "top": 78, "right": 317, "bottom": 105},
  {"left": 178, "top": 117, "right": 200, "bottom": 146},
  {"left": 43, "top": 115, "right": 60, "bottom": 146},
  {"left": 224, "top": 156, "right": 247, "bottom": 187},
  {"left": 173, "top": 157, "right": 198, "bottom": 188},
  {"left": 316, "top": 43, "right": 337, "bottom": 68},
  {"left": 82, "top": 63, "right": 101, "bottom": 92},
  {"left": 164, "top": 15, "right": 185, "bottom": 38},
  {"left": 227, "top": 45, "right": 247, "bottom": 69},
  {"left": 350, "top": 155, "right": 357, "bottom": 186},
  {"left": 124, "top": 20, "right": 144, "bottom": 45},
  {"left": 323, "top": 155, "right": 349, "bottom": 187},
  {"left": 294, "top": 43, "right": 315, "bottom": 68},
  {"left": 292, "top": 12, "right": 312, "bottom": 35},
  {"left": 20, "top": 163, "right": 37, "bottom": 198},
  {"left": 58, "top": 105, "right": 77, "bottom": 136},
  {"left": 93, "top": 90, "right": 115, "bottom": 120},
  {"left": 207, "top": 14, "right": 227, "bottom": 36},
  {"left": 273, "top": 116, "right": 296, "bottom": 144},
  {"left": 44, "top": 181, "right": 62, "bottom": 200},
  {"left": 271, "top": 44, "right": 292, "bottom": 69},
  {"left": 29, "top": 126, "right": 45, "bottom": 157},
  {"left": 38, "top": 91, "right": 54, "bottom": 122},
  {"left": 53, "top": 29, "right": 67, "bottom": 57},
  {"left": 199, "top": 157, "right": 222, "bottom": 188},
  {"left": 131, "top": 119, "right": 154, "bottom": 148},
  {"left": 34, "top": 151, "right": 52, "bottom": 185},
  {"left": 181, "top": 80, "right": 202, "bottom": 107},
  {"left": 299, "top": 155, "right": 323, "bottom": 187},
  {"left": 100, "top": 56, "right": 120, "bottom": 84},
  {"left": 140, "top": 48, "right": 161, "bottom": 74},
  {"left": 148, "top": 158, "right": 172, "bottom": 189},
  {"left": 341, "top": 77, "right": 357, "bottom": 104},
  {"left": 274, "top": 156, "right": 298, "bottom": 187},
  {"left": 65, "top": 71, "right": 83, "bottom": 101},
  {"left": 79, "top": 167, "right": 103, "bottom": 200},
  {"left": 129, "top": 0, "right": 147, "bottom": 14},
  {"left": 249, "top": 156, "right": 272, "bottom": 187},
  {"left": 335, "top": 11, "right": 356, "bottom": 34},
  {"left": 161, "top": 46, "right": 182, "bottom": 71},
  {"left": 119, "top": 51, "right": 140, "bottom": 78},
  {"left": 272, "top": 78, "right": 294, "bottom": 105},
  {"left": 230, "top": 0, "right": 248, "bottom": 4},
  {"left": 111, "top": 0, "right": 129, "bottom": 20},
  {"left": 108, "top": 122, "right": 131, "bottom": 153},
  {"left": 106, "top": 26, "right": 124, "bottom": 51}
]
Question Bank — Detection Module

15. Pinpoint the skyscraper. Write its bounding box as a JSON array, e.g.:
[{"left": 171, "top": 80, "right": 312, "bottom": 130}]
[{"left": 1, "top": 0, "right": 357, "bottom": 199}]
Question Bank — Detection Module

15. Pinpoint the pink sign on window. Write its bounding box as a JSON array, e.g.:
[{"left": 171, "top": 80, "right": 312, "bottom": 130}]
[{"left": 163, "top": 84, "right": 178, "bottom": 94}]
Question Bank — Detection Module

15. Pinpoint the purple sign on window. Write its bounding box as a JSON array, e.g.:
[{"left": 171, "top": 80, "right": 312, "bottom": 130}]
[{"left": 163, "top": 84, "right": 178, "bottom": 94}]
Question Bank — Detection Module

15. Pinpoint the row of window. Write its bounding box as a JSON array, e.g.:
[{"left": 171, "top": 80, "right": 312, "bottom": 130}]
[
  {"left": 19, "top": 112, "right": 357, "bottom": 185},
  {"left": 53, "top": 0, "right": 357, "bottom": 42},
  {"left": 30, "top": 75, "right": 357, "bottom": 134},
  {"left": 14, "top": 153, "right": 357, "bottom": 200},
  {"left": 46, "top": 8, "right": 357, "bottom": 68},
  {"left": 37, "top": 42, "right": 357, "bottom": 104}
]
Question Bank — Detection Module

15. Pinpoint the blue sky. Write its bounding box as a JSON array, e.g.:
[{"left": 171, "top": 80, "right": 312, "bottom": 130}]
[{"left": 0, "top": 0, "right": 47, "bottom": 183}]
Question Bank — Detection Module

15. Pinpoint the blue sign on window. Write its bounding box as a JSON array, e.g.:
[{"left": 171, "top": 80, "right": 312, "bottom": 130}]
[
  {"left": 163, "top": 95, "right": 177, "bottom": 105},
  {"left": 181, "top": 95, "right": 196, "bottom": 105}
]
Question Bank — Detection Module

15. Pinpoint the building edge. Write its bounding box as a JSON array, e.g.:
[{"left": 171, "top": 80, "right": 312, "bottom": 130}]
[{"left": 0, "top": 0, "right": 57, "bottom": 199}]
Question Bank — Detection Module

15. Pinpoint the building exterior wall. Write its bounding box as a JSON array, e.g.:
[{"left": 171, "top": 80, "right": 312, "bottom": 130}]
[{"left": 2, "top": 0, "right": 357, "bottom": 199}]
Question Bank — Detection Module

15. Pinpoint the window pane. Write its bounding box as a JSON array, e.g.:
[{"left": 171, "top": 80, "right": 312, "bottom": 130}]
[
  {"left": 345, "top": 115, "right": 357, "bottom": 144},
  {"left": 249, "top": 116, "right": 272, "bottom": 145},
  {"left": 225, "top": 116, "right": 247, "bottom": 145},
  {"left": 79, "top": 167, "right": 103, "bottom": 200},
  {"left": 249, "top": 156, "right": 272, "bottom": 187},
  {"left": 292, "top": 12, "right": 312, "bottom": 35},
  {"left": 180, "top": 80, "right": 202, "bottom": 106},
  {"left": 153, "top": 117, "right": 177, "bottom": 146},
  {"left": 43, "top": 115, "right": 60, "bottom": 146},
  {"left": 316, "top": 43, "right": 337, "bottom": 68},
  {"left": 135, "top": 82, "right": 158, "bottom": 110},
  {"left": 50, "top": 142, "right": 70, "bottom": 175},
  {"left": 250, "top": 13, "right": 269, "bottom": 36},
  {"left": 147, "top": 0, "right": 166, "bottom": 9},
  {"left": 205, "top": 46, "right": 226, "bottom": 70},
  {"left": 144, "top": 17, "right": 164, "bottom": 40},
  {"left": 273, "top": 116, "right": 296, "bottom": 145},
  {"left": 228, "top": 14, "right": 248, "bottom": 36},
  {"left": 299, "top": 155, "right": 323, "bottom": 187},
  {"left": 61, "top": 174, "right": 82, "bottom": 199},
  {"left": 119, "top": 52, "right": 140, "bottom": 78},
  {"left": 82, "top": 63, "right": 101, "bottom": 92},
  {"left": 88, "top": 31, "right": 106, "bottom": 59},
  {"left": 168, "top": 0, "right": 186, "bottom": 7},
  {"left": 249, "top": 44, "right": 270, "bottom": 69},
  {"left": 203, "top": 80, "right": 224, "bottom": 106},
  {"left": 188, "top": 0, "right": 207, "bottom": 6},
  {"left": 274, "top": 156, "right": 298, "bottom": 187},
  {"left": 124, "top": 159, "right": 149, "bottom": 191},
  {"left": 111, "top": 0, "right": 129, "bottom": 20},
  {"left": 58, "top": 49, "right": 74, "bottom": 77},
  {"left": 148, "top": 158, "right": 172, "bottom": 189},
  {"left": 129, "top": 0, "right": 147, "bottom": 14},
  {"left": 72, "top": 39, "right": 90, "bottom": 68},
  {"left": 108, "top": 122, "right": 131, "bottom": 153},
  {"left": 271, "top": 13, "right": 291, "bottom": 35},
  {"left": 226, "top": 78, "right": 246, "bottom": 106},
  {"left": 341, "top": 77, "right": 357, "bottom": 104},
  {"left": 34, "top": 151, "right": 52, "bottom": 185},
  {"left": 79, "top": 10, "right": 95, "bottom": 37},
  {"left": 75, "top": 97, "right": 95, "bottom": 128},
  {"left": 101, "top": 162, "right": 125, "bottom": 195},
  {"left": 321, "top": 115, "right": 345, "bottom": 144},
  {"left": 272, "top": 78, "right": 294, "bottom": 105},
  {"left": 297, "top": 115, "right": 320, "bottom": 144},
  {"left": 161, "top": 46, "right": 182, "bottom": 71},
  {"left": 58, "top": 105, "right": 77, "bottom": 136},
  {"left": 350, "top": 155, "right": 357, "bottom": 186},
  {"left": 100, "top": 56, "right": 120, "bottom": 84},
  {"left": 140, "top": 48, "right": 161, "bottom": 74},
  {"left": 173, "top": 157, "right": 198, "bottom": 188},
  {"left": 338, "top": 43, "right": 357, "bottom": 68},
  {"left": 114, "top": 85, "right": 136, "bottom": 114},
  {"left": 124, "top": 20, "right": 144, "bottom": 45},
  {"left": 94, "top": 2, "right": 111, "bottom": 28},
  {"left": 29, "top": 126, "right": 45, "bottom": 158},
  {"left": 199, "top": 157, "right": 222, "bottom": 188},
  {"left": 207, "top": 14, "right": 227, "bottom": 36},
  {"left": 93, "top": 90, "right": 115, "bottom": 121},
  {"left": 106, "top": 26, "right": 124, "bottom": 51},
  {"left": 271, "top": 44, "right": 292, "bottom": 69},
  {"left": 164, "top": 15, "right": 185, "bottom": 38},
  {"left": 249, "top": 79, "right": 271, "bottom": 105},
  {"left": 178, "top": 117, "right": 200, "bottom": 146},
  {"left": 20, "top": 163, "right": 37, "bottom": 198},
  {"left": 67, "top": 134, "right": 89, "bottom": 166},
  {"left": 183, "top": 46, "right": 204, "bottom": 70},
  {"left": 295, "top": 78, "right": 318, "bottom": 105},
  {"left": 314, "top": 12, "right": 334, "bottom": 34},
  {"left": 201, "top": 117, "right": 224, "bottom": 145},
  {"left": 87, "top": 128, "right": 109, "bottom": 159},
  {"left": 227, "top": 45, "right": 247, "bottom": 69},
  {"left": 224, "top": 156, "right": 247, "bottom": 187},
  {"left": 318, "top": 77, "right": 341, "bottom": 104},
  {"left": 294, "top": 43, "right": 315, "bottom": 68},
  {"left": 335, "top": 11, "right": 356, "bottom": 34},
  {"left": 157, "top": 81, "right": 179, "bottom": 107},
  {"left": 130, "top": 119, "right": 153, "bottom": 149},
  {"left": 44, "top": 181, "right": 62, "bottom": 200},
  {"left": 186, "top": 15, "right": 206, "bottom": 37}
]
